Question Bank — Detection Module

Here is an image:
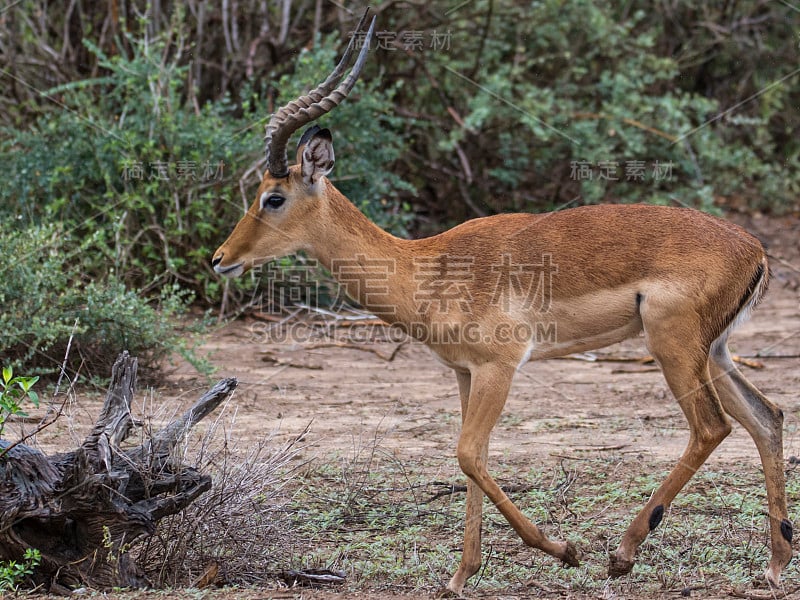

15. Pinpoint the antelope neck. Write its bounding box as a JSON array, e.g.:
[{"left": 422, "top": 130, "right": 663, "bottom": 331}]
[{"left": 307, "top": 185, "right": 414, "bottom": 322}]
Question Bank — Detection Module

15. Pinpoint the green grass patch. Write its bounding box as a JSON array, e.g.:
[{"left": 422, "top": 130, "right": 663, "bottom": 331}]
[{"left": 280, "top": 449, "right": 799, "bottom": 596}]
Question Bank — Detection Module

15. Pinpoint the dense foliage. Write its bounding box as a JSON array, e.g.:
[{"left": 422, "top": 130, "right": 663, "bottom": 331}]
[
  {"left": 0, "top": 1, "right": 797, "bottom": 377},
  {"left": 0, "top": 225, "right": 197, "bottom": 379}
]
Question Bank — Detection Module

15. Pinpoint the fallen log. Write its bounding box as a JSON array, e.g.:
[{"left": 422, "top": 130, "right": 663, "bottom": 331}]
[{"left": 0, "top": 352, "right": 238, "bottom": 592}]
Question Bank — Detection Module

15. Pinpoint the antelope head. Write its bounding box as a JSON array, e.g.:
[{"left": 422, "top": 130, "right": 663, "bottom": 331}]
[{"left": 212, "top": 11, "right": 376, "bottom": 278}]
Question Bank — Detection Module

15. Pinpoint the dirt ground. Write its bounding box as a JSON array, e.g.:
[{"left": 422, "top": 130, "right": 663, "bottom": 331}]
[{"left": 23, "top": 213, "right": 800, "bottom": 599}]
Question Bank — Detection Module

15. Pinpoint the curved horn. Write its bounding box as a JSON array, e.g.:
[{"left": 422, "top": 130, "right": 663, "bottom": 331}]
[{"left": 265, "top": 10, "right": 376, "bottom": 178}]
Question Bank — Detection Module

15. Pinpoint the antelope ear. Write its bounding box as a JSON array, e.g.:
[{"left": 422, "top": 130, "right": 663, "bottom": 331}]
[
  {"left": 301, "top": 128, "right": 335, "bottom": 186},
  {"left": 296, "top": 125, "right": 322, "bottom": 165}
]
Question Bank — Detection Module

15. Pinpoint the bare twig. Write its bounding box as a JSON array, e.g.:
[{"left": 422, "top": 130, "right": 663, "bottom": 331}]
[
  {"left": 53, "top": 318, "right": 80, "bottom": 397},
  {"left": 280, "top": 569, "right": 346, "bottom": 588},
  {"left": 303, "top": 339, "right": 408, "bottom": 362},
  {"left": 424, "top": 480, "right": 534, "bottom": 503},
  {"left": 554, "top": 353, "right": 764, "bottom": 369},
  {"left": 0, "top": 394, "right": 71, "bottom": 460},
  {"left": 261, "top": 350, "right": 323, "bottom": 369},
  {"left": 730, "top": 585, "right": 800, "bottom": 600}
]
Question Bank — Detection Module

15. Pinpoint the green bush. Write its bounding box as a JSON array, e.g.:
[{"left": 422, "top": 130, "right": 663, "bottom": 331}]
[
  {"left": 0, "top": 23, "right": 414, "bottom": 373},
  {"left": 0, "top": 28, "right": 413, "bottom": 303},
  {"left": 0, "top": 225, "right": 196, "bottom": 381},
  {"left": 2, "top": 1, "right": 798, "bottom": 226},
  {"left": 408, "top": 0, "right": 799, "bottom": 218},
  {"left": 0, "top": 34, "right": 250, "bottom": 305}
]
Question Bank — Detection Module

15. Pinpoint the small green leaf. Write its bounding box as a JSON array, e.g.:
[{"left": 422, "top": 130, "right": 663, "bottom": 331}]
[
  {"left": 2, "top": 366, "right": 11, "bottom": 384},
  {"left": 17, "top": 376, "right": 39, "bottom": 392}
]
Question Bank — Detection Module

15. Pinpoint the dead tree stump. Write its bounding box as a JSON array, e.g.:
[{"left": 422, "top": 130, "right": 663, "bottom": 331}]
[{"left": 0, "top": 352, "right": 238, "bottom": 592}]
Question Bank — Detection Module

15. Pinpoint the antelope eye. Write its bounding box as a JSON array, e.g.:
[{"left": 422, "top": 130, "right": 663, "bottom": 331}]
[{"left": 260, "top": 193, "right": 286, "bottom": 210}]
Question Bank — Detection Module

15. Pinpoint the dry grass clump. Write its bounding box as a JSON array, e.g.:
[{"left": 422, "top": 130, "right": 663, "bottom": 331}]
[{"left": 132, "top": 404, "right": 311, "bottom": 588}]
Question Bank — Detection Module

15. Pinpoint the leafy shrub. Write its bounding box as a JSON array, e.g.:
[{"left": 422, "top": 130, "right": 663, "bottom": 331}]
[
  {"left": 3, "top": 1, "right": 798, "bottom": 229},
  {"left": 0, "top": 225, "right": 197, "bottom": 381},
  {"left": 0, "top": 22, "right": 415, "bottom": 370},
  {"left": 2, "top": 3, "right": 796, "bottom": 349},
  {"left": 0, "top": 28, "right": 413, "bottom": 307},
  {"left": 0, "top": 34, "right": 250, "bottom": 306},
  {"left": 406, "top": 0, "right": 799, "bottom": 220}
]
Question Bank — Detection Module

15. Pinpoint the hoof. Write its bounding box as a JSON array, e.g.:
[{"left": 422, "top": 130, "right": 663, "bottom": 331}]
[
  {"left": 435, "top": 586, "right": 462, "bottom": 598},
  {"left": 764, "top": 565, "right": 783, "bottom": 589},
  {"left": 608, "top": 552, "right": 635, "bottom": 578},
  {"left": 561, "top": 541, "right": 581, "bottom": 568}
]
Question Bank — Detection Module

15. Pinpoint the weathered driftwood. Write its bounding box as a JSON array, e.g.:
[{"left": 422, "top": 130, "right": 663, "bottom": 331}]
[{"left": 0, "top": 352, "right": 238, "bottom": 592}]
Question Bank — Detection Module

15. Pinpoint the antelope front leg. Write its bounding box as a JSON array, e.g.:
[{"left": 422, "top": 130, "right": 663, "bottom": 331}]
[
  {"left": 448, "top": 363, "right": 579, "bottom": 595},
  {"left": 445, "top": 371, "right": 485, "bottom": 596}
]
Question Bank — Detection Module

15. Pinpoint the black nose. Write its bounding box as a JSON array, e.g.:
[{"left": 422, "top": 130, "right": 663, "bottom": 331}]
[{"left": 211, "top": 254, "right": 222, "bottom": 267}]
